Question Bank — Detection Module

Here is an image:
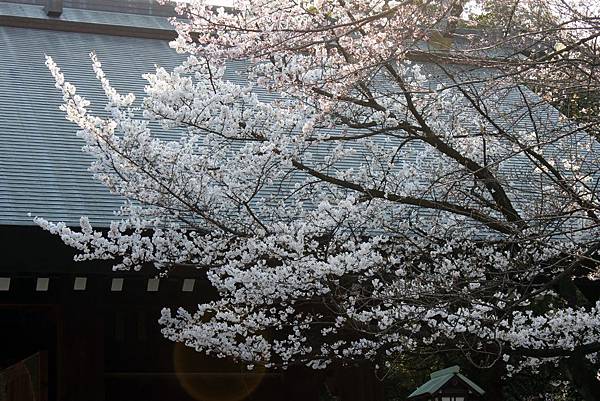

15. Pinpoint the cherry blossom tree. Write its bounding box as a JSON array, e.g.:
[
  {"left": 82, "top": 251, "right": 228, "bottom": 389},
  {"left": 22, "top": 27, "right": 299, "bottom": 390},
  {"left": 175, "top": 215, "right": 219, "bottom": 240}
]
[{"left": 39, "top": 0, "right": 600, "bottom": 399}]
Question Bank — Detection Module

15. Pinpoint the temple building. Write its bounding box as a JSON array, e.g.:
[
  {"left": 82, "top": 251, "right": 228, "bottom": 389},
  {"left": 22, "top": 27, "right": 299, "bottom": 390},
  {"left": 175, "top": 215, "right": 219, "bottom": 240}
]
[{"left": 0, "top": 1, "right": 387, "bottom": 400}]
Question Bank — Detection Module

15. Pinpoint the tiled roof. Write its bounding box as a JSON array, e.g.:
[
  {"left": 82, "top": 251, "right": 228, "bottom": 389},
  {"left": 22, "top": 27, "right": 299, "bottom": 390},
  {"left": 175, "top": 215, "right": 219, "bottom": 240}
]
[
  {"left": 408, "top": 366, "right": 485, "bottom": 398},
  {"left": 0, "top": 23, "right": 184, "bottom": 226},
  {"left": 0, "top": 2, "right": 576, "bottom": 231},
  {"left": 0, "top": 2, "right": 175, "bottom": 38},
  {"left": 2, "top": 0, "right": 176, "bottom": 17}
]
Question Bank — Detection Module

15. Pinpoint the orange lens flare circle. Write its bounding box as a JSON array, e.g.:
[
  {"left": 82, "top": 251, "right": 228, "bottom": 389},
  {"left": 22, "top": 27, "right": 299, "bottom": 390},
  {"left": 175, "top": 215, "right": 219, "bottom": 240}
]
[{"left": 173, "top": 342, "right": 266, "bottom": 401}]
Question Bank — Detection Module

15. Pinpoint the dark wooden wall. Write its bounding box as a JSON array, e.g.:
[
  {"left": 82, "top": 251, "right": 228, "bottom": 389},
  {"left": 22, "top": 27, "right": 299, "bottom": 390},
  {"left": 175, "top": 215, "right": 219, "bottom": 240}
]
[{"left": 0, "top": 226, "right": 384, "bottom": 401}]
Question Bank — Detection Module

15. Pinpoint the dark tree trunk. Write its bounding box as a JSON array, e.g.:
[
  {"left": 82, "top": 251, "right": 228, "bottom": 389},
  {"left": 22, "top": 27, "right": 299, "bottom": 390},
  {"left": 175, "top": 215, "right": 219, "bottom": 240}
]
[
  {"left": 329, "top": 364, "right": 384, "bottom": 401},
  {"left": 282, "top": 365, "right": 324, "bottom": 401},
  {"left": 477, "top": 364, "right": 504, "bottom": 401},
  {"left": 556, "top": 278, "right": 600, "bottom": 401}
]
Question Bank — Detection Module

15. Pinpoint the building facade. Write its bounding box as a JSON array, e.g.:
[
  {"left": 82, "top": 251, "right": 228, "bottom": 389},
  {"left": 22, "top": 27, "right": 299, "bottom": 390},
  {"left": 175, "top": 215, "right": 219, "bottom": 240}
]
[{"left": 0, "top": 1, "right": 389, "bottom": 400}]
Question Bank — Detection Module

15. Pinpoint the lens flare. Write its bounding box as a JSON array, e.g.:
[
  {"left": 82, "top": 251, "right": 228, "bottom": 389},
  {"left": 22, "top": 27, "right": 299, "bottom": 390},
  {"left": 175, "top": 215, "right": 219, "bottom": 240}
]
[{"left": 173, "top": 343, "right": 266, "bottom": 401}]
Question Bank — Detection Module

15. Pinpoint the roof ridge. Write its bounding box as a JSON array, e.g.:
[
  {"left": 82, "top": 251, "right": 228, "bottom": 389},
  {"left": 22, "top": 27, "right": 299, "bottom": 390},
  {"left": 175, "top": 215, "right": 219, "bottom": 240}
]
[{"left": 0, "top": 1, "right": 176, "bottom": 39}]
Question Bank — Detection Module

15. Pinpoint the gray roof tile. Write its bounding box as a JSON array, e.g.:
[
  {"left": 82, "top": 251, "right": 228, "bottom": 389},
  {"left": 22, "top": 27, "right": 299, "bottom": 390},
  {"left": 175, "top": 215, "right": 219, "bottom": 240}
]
[{"left": 0, "top": 25, "right": 183, "bottom": 226}]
